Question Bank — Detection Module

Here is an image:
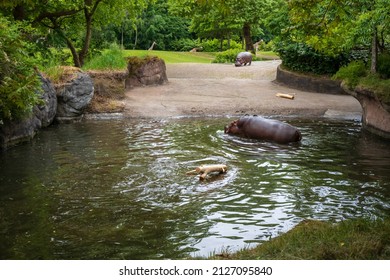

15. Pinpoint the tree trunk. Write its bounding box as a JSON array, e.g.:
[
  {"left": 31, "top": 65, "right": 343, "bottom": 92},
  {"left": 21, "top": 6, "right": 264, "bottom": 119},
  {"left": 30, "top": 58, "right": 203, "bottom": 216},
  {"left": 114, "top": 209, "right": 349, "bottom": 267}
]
[
  {"left": 243, "top": 23, "right": 254, "bottom": 53},
  {"left": 133, "top": 27, "right": 138, "bottom": 50},
  {"left": 12, "top": 5, "right": 26, "bottom": 20},
  {"left": 56, "top": 28, "right": 81, "bottom": 67},
  {"left": 370, "top": 26, "right": 378, "bottom": 74},
  {"left": 78, "top": 10, "right": 93, "bottom": 67},
  {"left": 78, "top": 1, "right": 101, "bottom": 67}
]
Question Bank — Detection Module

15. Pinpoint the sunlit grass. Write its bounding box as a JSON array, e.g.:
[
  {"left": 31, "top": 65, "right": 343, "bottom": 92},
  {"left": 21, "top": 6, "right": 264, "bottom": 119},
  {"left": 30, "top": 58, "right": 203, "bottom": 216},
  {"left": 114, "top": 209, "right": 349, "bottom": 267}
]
[{"left": 122, "top": 50, "right": 216, "bottom": 63}]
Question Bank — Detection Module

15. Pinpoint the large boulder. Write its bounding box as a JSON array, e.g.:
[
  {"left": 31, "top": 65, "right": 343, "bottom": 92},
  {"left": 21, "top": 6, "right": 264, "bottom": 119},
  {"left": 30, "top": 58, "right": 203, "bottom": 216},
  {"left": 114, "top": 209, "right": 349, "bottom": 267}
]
[
  {"left": 125, "top": 56, "right": 168, "bottom": 88},
  {"left": 55, "top": 67, "right": 94, "bottom": 123},
  {"left": 35, "top": 73, "right": 57, "bottom": 127},
  {"left": 0, "top": 73, "right": 57, "bottom": 149}
]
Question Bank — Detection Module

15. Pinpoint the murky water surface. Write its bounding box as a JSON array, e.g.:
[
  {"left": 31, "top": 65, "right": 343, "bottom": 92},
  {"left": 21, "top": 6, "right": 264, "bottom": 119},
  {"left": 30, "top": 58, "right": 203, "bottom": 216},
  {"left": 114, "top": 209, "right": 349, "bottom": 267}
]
[{"left": 1, "top": 117, "right": 390, "bottom": 259}]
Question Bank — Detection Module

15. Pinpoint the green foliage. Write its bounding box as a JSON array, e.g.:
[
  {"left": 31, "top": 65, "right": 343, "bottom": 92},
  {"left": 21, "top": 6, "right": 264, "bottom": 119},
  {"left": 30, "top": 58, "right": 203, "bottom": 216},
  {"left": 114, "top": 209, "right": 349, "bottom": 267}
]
[
  {"left": 0, "top": 17, "right": 42, "bottom": 122},
  {"left": 286, "top": 0, "right": 390, "bottom": 73},
  {"left": 277, "top": 41, "right": 348, "bottom": 75},
  {"left": 170, "top": 38, "right": 201, "bottom": 51},
  {"left": 333, "top": 61, "right": 367, "bottom": 89},
  {"left": 378, "top": 52, "right": 390, "bottom": 79},
  {"left": 200, "top": 39, "right": 242, "bottom": 52},
  {"left": 82, "top": 44, "right": 127, "bottom": 70},
  {"left": 168, "top": 0, "right": 278, "bottom": 50},
  {"left": 120, "top": 0, "right": 191, "bottom": 51},
  {"left": 212, "top": 48, "right": 244, "bottom": 63},
  {"left": 333, "top": 59, "right": 390, "bottom": 104}
]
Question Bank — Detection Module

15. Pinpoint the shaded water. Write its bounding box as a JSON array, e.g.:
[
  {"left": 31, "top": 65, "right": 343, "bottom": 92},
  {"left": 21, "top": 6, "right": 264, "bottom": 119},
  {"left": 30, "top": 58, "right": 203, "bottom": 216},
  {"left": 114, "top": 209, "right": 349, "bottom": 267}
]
[{"left": 1, "top": 117, "right": 390, "bottom": 259}]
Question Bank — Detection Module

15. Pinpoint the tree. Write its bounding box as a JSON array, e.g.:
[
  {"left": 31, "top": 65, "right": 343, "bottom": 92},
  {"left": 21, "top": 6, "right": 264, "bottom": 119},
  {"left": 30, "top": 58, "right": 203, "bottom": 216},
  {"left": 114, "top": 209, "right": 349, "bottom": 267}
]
[
  {"left": 2, "top": 0, "right": 149, "bottom": 67},
  {"left": 287, "top": 0, "right": 390, "bottom": 73},
  {"left": 168, "top": 0, "right": 276, "bottom": 52}
]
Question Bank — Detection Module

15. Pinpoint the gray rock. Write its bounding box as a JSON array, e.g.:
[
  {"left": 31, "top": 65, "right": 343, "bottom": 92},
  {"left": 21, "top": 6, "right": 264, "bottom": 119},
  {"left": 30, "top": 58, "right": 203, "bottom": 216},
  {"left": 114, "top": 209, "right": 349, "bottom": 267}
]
[
  {"left": 34, "top": 73, "right": 57, "bottom": 127},
  {"left": 0, "top": 73, "right": 57, "bottom": 149},
  {"left": 55, "top": 72, "right": 94, "bottom": 122}
]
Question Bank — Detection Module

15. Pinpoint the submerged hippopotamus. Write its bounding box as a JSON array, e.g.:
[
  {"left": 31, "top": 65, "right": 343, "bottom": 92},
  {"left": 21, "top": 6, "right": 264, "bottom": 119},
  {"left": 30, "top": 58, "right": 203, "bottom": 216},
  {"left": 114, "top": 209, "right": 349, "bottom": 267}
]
[
  {"left": 235, "top": 52, "right": 252, "bottom": 67},
  {"left": 224, "top": 116, "right": 302, "bottom": 144}
]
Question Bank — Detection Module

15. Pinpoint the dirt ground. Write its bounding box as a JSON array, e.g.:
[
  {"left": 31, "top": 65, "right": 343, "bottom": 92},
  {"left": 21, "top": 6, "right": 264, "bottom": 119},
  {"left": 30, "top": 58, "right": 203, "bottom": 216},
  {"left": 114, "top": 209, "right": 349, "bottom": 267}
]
[{"left": 123, "top": 60, "right": 362, "bottom": 120}]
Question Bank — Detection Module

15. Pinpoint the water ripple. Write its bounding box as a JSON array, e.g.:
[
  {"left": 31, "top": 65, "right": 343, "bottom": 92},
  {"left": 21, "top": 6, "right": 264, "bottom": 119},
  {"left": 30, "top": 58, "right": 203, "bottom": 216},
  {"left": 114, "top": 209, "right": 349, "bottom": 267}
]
[{"left": 1, "top": 118, "right": 390, "bottom": 259}]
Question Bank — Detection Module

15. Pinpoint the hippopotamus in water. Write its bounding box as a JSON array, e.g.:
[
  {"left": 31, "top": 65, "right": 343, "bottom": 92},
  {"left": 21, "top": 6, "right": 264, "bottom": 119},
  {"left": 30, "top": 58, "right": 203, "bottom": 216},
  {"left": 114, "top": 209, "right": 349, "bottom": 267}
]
[
  {"left": 235, "top": 52, "right": 252, "bottom": 67},
  {"left": 224, "top": 116, "right": 302, "bottom": 144}
]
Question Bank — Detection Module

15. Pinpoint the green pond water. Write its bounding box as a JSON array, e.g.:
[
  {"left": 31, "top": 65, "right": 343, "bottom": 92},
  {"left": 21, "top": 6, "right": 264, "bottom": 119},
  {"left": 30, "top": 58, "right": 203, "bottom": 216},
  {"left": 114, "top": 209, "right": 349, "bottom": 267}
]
[{"left": 1, "top": 117, "right": 390, "bottom": 259}]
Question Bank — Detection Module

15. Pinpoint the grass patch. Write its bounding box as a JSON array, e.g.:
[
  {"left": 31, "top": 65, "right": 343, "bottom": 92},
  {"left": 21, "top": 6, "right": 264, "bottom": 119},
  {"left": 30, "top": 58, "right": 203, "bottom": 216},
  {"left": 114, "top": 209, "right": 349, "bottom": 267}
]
[
  {"left": 256, "top": 51, "right": 279, "bottom": 60},
  {"left": 123, "top": 50, "right": 216, "bottom": 64},
  {"left": 333, "top": 60, "right": 390, "bottom": 105},
  {"left": 83, "top": 44, "right": 127, "bottom": 70},
  {"left": 209, "top": 219, "right": 390, "bottom": 260},
  {"left": 359, "top": 74, "right": 390, "bottom": 104}
]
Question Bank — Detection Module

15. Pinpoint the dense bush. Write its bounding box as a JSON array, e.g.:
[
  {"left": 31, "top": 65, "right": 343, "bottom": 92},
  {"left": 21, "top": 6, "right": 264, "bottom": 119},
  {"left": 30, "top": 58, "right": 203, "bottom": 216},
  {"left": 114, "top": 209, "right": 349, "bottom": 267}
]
[
  {"left": 200, "top": 39, "right": 242, "bottom": 52},
  {"left": 0, "top": 17, "right": 42, "bottom": 122},
  {"left": 212, "top": 49, "right": 260, "bottom": 64},
  {"left": 332, "top": 60, "right": 367, "bottom": 88},
  {"left": 276, "top": 42, "right": 348, "bottom": 75},
  {"left": 170, "top": 38, "right": 201, "bottom": 51},
  {"left": 212, "top": 48, "right": 244, "bottom": 63},
  {"left": 170, "top": 38, "right": 243, "bottom": 52},
  {"left": 378, "top": 52, "right": 390, "bottom": 79}
]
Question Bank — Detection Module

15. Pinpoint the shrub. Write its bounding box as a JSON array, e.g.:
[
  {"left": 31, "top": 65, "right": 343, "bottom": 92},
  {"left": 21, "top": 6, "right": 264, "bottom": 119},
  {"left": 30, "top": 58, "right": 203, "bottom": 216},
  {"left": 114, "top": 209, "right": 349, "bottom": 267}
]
[
  {"left": 170, "top": 38, "right": 201, "bottom": 51},
  {"left": 82, "top": 43, "right": 126, "bottom": 70},
  {"left": 200, "top": 39, "right": 242, "bottom": 52},
  {"left": 332, "top": 60, "right": 367, "bottom": 89},
  {"left": 276, "top": 41, "right": 348, "bottom": 75},
  {"left": 0, "top": 18, "right": 42, "bottom": 122},
  {"left": 212, "top": 49, "right": 244, "bottom": 63}
]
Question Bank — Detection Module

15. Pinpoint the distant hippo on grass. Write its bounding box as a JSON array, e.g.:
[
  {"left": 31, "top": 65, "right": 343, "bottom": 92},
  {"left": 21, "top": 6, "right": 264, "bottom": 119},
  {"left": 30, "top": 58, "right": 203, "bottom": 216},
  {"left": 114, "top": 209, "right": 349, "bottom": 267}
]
[
  {"left": 235, "top": 52, "right": 252, "bottom": 67},
  {"left": 224, "top": 115, "right": 302, "bottom": 144}
]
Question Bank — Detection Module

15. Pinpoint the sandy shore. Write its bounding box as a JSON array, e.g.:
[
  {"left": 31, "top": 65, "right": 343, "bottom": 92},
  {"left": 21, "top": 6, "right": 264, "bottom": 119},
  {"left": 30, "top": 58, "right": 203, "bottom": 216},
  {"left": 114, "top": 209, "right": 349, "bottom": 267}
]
[{"left": 122, "top": 60, "right": 362, "bottom": 120}]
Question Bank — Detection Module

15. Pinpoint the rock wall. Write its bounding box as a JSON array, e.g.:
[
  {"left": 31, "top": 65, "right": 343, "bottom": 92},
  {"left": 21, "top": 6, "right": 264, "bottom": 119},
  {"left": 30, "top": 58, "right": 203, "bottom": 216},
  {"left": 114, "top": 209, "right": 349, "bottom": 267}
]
[
  {"left": 0, "top": 74, "right": 57, "bottom": 149},
  {"left": 276, "top": 65, "right": 345, "bottom": 95},
  {"left": 342, "top": 84, "right": 390, "bottom": 139}
]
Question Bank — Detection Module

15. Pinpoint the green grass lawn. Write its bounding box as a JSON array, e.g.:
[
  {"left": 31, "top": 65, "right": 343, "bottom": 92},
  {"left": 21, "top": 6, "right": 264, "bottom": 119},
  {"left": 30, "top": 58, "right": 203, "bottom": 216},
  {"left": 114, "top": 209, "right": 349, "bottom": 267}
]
[
  {"left": 122, "top": 50, "right": 279, "bottom": 64},
  {"left": 122, "top": 50, "right": 216, "bottom": 63}
]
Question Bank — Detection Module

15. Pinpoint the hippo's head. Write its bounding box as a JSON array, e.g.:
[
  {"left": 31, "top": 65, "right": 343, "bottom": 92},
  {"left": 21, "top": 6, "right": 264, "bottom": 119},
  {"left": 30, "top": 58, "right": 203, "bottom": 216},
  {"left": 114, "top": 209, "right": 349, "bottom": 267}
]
[
  {"left": 234, "top": 59, "right": 243, "bottom": 67},
  {"left": 224, "top": 120, "right": 241, "bottom": 134}
]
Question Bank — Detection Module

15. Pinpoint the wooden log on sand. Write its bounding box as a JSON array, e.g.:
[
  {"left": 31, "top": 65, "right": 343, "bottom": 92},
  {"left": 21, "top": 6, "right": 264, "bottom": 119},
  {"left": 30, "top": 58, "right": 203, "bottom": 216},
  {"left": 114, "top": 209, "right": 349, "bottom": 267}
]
[
  {"left": 276, "top": 93, "right": 295, "bottom": 100},
  {"left": 186, "top": 164, "right": 228, "bottom": 180}
]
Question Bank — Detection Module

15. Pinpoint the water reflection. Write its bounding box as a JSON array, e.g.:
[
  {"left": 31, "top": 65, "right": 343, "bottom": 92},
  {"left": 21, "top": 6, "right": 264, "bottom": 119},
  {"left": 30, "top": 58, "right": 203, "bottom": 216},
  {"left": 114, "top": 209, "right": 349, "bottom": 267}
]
[{"left": 0, "top": 117, "right": 389, "bottom": 259}]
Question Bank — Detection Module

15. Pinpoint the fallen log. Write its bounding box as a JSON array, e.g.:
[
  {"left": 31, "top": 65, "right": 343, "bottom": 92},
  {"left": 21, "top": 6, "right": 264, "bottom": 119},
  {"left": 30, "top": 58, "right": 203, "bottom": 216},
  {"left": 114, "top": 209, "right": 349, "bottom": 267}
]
[
  {"left": 276, "top": 93, "right": 295, "bottom": 100},
  {"left": 186, "top": 164, "right": 228, "bottom": 180}
]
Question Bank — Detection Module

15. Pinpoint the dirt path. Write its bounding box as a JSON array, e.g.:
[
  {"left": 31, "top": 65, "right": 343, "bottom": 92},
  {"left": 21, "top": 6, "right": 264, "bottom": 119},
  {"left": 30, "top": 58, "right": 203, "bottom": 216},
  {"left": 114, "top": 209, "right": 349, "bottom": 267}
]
[{"left": 124, "top": 60, "right": 362, "bottom": 119}]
